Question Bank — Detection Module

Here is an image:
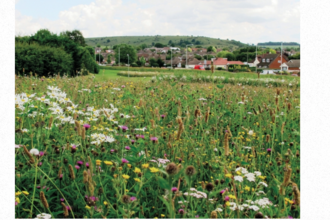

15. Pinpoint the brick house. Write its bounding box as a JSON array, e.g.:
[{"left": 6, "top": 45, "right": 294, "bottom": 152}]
[{"left": 257, "top": 54, "right": 289, "bottom": 69}]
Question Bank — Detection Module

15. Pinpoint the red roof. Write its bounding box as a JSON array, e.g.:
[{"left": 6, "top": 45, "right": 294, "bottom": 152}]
[
  {"left": 227, "top": 61, "right": 244, "bottom": 65},
  {"left": 206, "top": 58, "right": 228, "bottom": 65}
]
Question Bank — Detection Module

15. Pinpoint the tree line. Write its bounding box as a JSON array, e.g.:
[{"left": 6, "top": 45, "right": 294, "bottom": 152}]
[{"left": 15, "top": 29, "right": 99, "bottom": 77}]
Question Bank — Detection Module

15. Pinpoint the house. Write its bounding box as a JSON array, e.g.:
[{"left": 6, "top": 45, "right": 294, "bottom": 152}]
[
  {"left": 280, "top": 60, "right": 300, "bottom": 72},
  {"left": 257, "top": 54, "right": 288, "bottom": 69},
  {"left": 205, "top": 58, "right": 244, "bottom": 69},
  {"left": 170, "top": 47, "right": 180, "bottom": 51},
  {"left": 187, "top": 58, "right": 204, "bottom": 68},
  {"left": 245, "top": 57, "right": 260, "bottom": 67}
]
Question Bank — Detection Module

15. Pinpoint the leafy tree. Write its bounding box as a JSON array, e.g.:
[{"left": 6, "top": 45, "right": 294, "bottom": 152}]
[
  {"left": 107, "top": 39, "right": 110, "bottom": 43},
  {"left": 289, "top": 53, "right": 300, "bottom": 59},
  {"left": 15, "top": 42, "right": 74, "bottom": 77},
  {"left": 187, "top": 47, "right": 192, "bottom": 52},
  {"left": 170, "top": 43, "right": 175, "bottom": 47},
  {"left": 60, "top": 30, "right": 87, "bottom": 46},
  {"left": 207, "top": 46, "right": 216, "bottom": 53},
  {"left": 203, "top": 54, "right": 215, "bottom": 60},
  {"left": 195, "top": 45, "right": 203, "bottom": 48},
  {"left": 96, "top": 54, "right": 104, "bottom": 63},
  {"left": 194, "top": 54, "right": 202, "bottom": 60},
  {"left": 97, "top": 43, "right": 101, "bottom": 47},
  {"left": 155, "top": 43, "right": 165, "bottom": 48},
  {"left": 140, "top": 57, "right": 146, "bottom": 66},
  {"left": 107, "top": 54, "right": 112, "bottom": 64},
  {"left": 140, "top": 43, "right": 148, "bottom": 50},
  {"left": 166, "top": 55, "right": 171, "bottom": 60},
  {"left": 16, "top": 29, "right": 99, "bottom": 75},
  {"left": 149, "top": 58, "right": 158, "bottom": 67},
  {"left": 156, "top": 58, "right": 164, "bottom": 68},
  {"left": 114, "top": 44, "right": 137, "bottom": 64}
]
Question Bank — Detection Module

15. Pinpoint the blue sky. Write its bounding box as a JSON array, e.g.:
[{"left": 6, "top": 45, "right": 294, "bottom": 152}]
[{"left": 15, "top": 0, "right": 300, "bottom": 44}]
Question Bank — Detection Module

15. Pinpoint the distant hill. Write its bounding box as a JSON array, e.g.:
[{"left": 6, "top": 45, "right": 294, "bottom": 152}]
[
  {"left": 85, "top": 35, "right": 248, "bottom": 49},
  {"left": 258, "top": 42, "right": 300, "bottom": 49}
]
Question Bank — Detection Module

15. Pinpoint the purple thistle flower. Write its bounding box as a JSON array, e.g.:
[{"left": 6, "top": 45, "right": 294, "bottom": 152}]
[
  {"left": 130, "top": 196, "right": 137, "bottom": 201},
  {"left": 66, "top": 206, "right": 71, "bottom": 210},
  {"left": 161, "top": 114, "right": 166, "bottom": 118},
  {"left": 195, "top": 215, "right": 199, "bottom": 218},
  {"left": 15, "top": 201, "right": 18, "bottom": 206},
  {"left": 85, "top": 162, "right": 89, "bottom": 168},
  {"left": 37, "top": 186, "right": 41, "bottom": 189},
  {"left": 131, "top": 139, "right": 135, "bottom": 144},
  {"left": 121, "top": 158, "right": 129, "bottom": 163},
  {"left": 42, "top": 186, "right": 46, "bottom": 189},
  {"left": 220, "top": 189, "right": 226, "bottom": 194},
  {"left": 39, "top": 151, "right": 44, "bottom": 156},
  {"left": 121, "top": 85, "right": 125, "bottom": 88},
  {"left": 267, "top": 148, "right": 272, "bottom": 152},
  {"left": 83, "top": 124, "right": 91, "bottom": 130},
  {"left": 110, "top": 149, "right": 115, "bottom": 153},
  {"left": 60, "top": 198, "right": 65, "bottom": 202},
  {"left": 77, "top": 161, "right": 83, "bottom": 165},
  {"left": 120, "top": 126, "right": 128, "bottom": 131},
  {"left": 125, "top": 146, "right": 131, "bottom": 150},
  {"left": 225, "top": 196, "right": 230, "bottom": 201},
  {"left": 150, "top": 137, "right": 158, "bottom": 143},
  {"left": 38, "top": 162, "right": 42, "bottom": 166},
  {"left": 178, "top": 209, "right": 184, "bottom": 214},
  {"left": 72, "top": 145, "right": 77, "bottom": 150},
  {"left": 75, "top": 165, "right": 80, "bottom": 169},
  {"left": 171, "top": 187, "right": 178, "bottom": 192}
]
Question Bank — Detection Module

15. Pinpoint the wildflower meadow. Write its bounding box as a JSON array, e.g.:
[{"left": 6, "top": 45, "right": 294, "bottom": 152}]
[{"left": 15, "top": 72, "right": 300, "bottom": 219}]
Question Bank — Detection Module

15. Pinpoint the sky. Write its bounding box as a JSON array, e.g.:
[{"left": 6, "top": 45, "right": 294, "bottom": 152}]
[{"left": 15, "top": 0, "right": 300, "bottom": 44}]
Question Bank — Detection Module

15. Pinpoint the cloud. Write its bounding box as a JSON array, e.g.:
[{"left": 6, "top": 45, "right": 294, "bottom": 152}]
[{"left": 15, "top": 0, "right": 300, "bottom": 44}]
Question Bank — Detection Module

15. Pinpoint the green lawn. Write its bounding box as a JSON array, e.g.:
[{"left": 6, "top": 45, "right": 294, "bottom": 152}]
[{"left": 94, "top": 68, "right": 297, "bottom": 83}]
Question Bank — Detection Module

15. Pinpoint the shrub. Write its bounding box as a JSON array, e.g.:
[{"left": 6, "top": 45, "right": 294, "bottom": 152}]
[
  {"left": 217, "top": 67, "right": 223, "bottom": 70},
  {"left": 15, "top": 42, "right": 74, "bottom": 77},
  {"left": 205, "top": 67, "right": 211, "bottom": 70}
]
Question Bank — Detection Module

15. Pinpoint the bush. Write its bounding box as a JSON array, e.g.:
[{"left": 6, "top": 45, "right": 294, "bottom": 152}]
[
  {"left": 131, "top": 63, "right": 138, "bottom": 67},
  {"left": 205, "top": 67, "right": 211, "bottom": 70},
  {"left": 217, "top": 67, "right": 223, "bottom": 70},
  {"left": 15, "top": 42, "right": 74, "bottom": 77}
]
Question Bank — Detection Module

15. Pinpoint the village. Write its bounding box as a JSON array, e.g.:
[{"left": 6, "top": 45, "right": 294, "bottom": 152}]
[{"left": 94, "top": 45, "right": 300, "bottom": 74}]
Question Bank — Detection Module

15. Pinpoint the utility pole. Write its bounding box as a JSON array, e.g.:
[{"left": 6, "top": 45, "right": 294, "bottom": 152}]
[
  {"left": 119, "top": 47, "right": 120, "bottom": 66},
  {"left": 186, "top": 44, "right": 193, "bottom": 68},
  {"left": 127, "top": 54, "right": 129, "bottom": 77},
  {"left": 256, "top": 44, "right": 258, "bottom": 74},
  {"left": 280, "top": 42, "right": 283, "bottom": 74}
]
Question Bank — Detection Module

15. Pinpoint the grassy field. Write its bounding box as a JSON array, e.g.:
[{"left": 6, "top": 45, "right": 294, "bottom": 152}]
[
  {"left": 95, "top": 68, "right": 298, "bottom": 82},
  {"left": 15, "top": 73, "right": 300, "bottom": 218},
  {"left": 85, "top": 35, "right": 247, "bottom": 49}
]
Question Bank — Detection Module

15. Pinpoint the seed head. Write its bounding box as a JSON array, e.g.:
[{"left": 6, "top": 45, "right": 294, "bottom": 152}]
[
  {"left": 165, "top": 163, "right": 178, "bottom": 175},
  {"left": 185, "top": 165, "right": 196, "bottom": 176}
]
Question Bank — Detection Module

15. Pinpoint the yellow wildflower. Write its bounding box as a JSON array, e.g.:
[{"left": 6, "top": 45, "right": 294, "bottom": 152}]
[
  {"left": 225, "top": 174, "right": 232, "bottom": 178},
  {"left": 85, "top": 205, "right": 91, "bottom": 209},
  {"left": 15, "top": 192, "right": 22, "bottom": 196},
  {"left": 104, "top": 161, "right": 113, "bottom": 166},
  {"left": 96, "top": 160, "right": 102, "bottom": 166},
  {"left": 244, "top": 186, "right": 250, "bottom": 191},
  {"left": 134, "top": 167, "right": 141, "bottom": 173},
  {"left": 127, "top": 164, "right": 132, "bottom": 168},
  {"left": 122, "top": 174, "right": 130, "bottom": 180},
  {"left": 142, "top": 164, "right": 149, "bottom": 169},
  {"left": 22, "top": 191, "right": 29, "bottom": 195},
  {"left": 149, "top": 167, "right": 159, "bottom": 173},
  {"left": 134, "top": 178, "right": 141, "bottom": 183}
]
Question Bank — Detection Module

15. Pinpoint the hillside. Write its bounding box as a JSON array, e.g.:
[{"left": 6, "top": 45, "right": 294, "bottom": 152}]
[
  {"left": 258, "top": 42, "right": 300, "bottom": 49},
  {"left": 85, "top": 35, "right": 248, "bottom": 49}
]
